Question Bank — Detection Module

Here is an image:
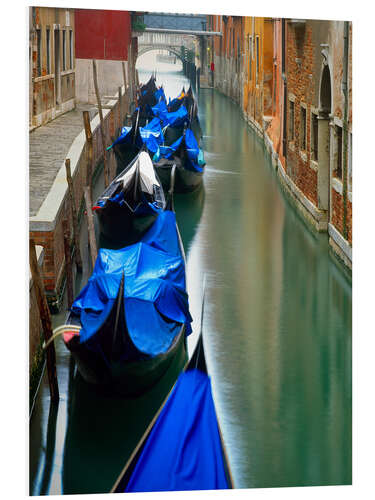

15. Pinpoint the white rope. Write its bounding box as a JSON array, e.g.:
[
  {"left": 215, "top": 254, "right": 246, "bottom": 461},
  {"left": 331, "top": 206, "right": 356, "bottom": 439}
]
[{"left": 43, "top": 324, "right": 81, "bottom": 350}]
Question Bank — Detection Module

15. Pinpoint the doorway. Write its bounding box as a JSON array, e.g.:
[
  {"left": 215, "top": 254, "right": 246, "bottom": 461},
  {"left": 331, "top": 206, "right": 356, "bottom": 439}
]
[{"left": 317, "top": 64, "right": 331, "bottom": 212}]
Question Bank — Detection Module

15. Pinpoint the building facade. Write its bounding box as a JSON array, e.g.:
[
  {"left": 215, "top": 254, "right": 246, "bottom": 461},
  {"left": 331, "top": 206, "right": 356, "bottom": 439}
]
[
  {"left": 29, "top": 7, "right": 76, "bottom": 129},
  {"left": 74, "top": 9, "right": 135, "bottom": 104},
  {"left": 207, "top": 15, "right": 352, "bottom": 269}
]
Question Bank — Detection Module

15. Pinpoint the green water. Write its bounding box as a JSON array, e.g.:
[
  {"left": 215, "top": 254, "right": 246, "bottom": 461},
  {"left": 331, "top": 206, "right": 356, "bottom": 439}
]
[{"left": 29, "top": 65, "right": 352, "bottom": 494}]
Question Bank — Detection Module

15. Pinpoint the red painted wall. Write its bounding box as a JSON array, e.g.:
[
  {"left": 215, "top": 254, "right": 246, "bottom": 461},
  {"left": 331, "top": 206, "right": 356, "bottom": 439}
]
[{"left": 75, "top": 9, "right": 131, "bottom": 61}]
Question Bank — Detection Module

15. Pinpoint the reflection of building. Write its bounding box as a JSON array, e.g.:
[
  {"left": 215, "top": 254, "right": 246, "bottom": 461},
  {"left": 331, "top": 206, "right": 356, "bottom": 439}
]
[
  {"left": 74, "top": 9, "right": 135, "bottom": 103},
  {"left": 29, "top": 7, "right": 76, "bottom": 129}
]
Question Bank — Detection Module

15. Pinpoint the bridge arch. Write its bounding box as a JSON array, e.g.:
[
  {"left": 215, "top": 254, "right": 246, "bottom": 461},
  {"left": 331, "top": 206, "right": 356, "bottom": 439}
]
[{"left": 137, "top": 45, "right": 184, "bottom": 63}]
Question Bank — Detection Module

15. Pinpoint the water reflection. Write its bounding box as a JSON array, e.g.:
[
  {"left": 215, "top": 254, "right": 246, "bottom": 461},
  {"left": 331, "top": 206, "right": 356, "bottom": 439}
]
[{"left": 191, "top": 89, "right": 351, "bottom": 488}]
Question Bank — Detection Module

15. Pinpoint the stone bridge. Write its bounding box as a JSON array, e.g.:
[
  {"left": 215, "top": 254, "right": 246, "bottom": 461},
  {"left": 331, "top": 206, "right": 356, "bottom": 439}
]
[
  {"left": 135, "top": 12, "right": 222, "bottom": 87},
  {"left": 137, "top": 32, "right": 195, "bottom": 62}
]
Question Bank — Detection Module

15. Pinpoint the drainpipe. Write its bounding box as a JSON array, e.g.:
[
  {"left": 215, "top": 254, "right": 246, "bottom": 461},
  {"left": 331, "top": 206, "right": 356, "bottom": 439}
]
[{"left": 342, "top": 21, "right": 349, "bottom": 241}]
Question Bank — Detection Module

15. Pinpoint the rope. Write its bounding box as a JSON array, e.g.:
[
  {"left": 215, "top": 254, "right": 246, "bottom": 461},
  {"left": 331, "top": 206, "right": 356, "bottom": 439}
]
[{"left": 43, "top": 324, "right": 81, "bottom": 350}]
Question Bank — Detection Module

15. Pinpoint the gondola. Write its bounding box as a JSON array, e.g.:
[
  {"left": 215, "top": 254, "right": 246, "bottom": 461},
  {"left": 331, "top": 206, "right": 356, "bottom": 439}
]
[
  {"left": 136, "top": 76, "right": 166, "bottom": 126},
  {"left": 54, "top": 168, "right": 192, "bottom": 396},
  {"left": 111, "top": 327, "right": 234, "bottom": 492},
  {"left": 153, "top": 126, "right": 205, "bottom": 193},
  {"left": 166, "top": 86, "right": 202, "bottom": 145},
  {"left": 94, "top": 148, "right": 165, "bottom": 247}
]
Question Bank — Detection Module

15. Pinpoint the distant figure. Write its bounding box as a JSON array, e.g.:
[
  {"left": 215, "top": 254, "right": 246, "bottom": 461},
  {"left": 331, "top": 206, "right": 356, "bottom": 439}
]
[{"left": 210, "top": 61, "right": 215, "bottom": 87}]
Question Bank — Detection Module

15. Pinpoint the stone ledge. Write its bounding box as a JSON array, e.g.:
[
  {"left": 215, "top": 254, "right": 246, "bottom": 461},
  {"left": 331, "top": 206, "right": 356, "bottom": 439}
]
[{"left": 328, "top": 223, "right": 352, "bottom": 263}]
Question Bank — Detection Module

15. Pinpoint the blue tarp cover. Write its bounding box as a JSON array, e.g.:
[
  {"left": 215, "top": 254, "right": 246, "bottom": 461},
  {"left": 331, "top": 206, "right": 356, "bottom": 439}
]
[
  {"left": 151, "top": 99, "right": 168, "bottom": 122},
  {"left": 108, "top": 120, "right": 163, "bottom": 155},
  {"left": 124, "top": 368, "right": 230, "bottom": 492},
  {"left": 184, "top": 129, "right": 205, "bottom": 173},
  {"left": 71, "top": 211, "right": 192, "bottom": 357},
  {"left": 155, "top": 129, "right": 205, "bottom": 173},
  {"left": 154, "top": 87, "right": 166, "bottom": 102},
  {"left": 162, "top": 105, "right": 189, "bottom": 128}
]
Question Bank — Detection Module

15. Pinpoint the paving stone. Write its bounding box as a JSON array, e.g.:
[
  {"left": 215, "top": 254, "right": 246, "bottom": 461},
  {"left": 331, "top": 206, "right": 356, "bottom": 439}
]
[{"left": 29, "top": 103, "right": 99, "bottom": 217}]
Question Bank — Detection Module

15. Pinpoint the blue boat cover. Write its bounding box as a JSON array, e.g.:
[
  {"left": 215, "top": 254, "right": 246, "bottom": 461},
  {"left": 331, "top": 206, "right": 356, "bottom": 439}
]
[
  {"left": 154, "top": 87, "right": 166, "bottom": 102},
  {"left": 108, "top": 120, "right": 163, "bottom": 155},
  {"left": 71, "top": 211, "right": 192, "bottom": 357},
  {"left": 155, "top": 129, "right": 205, "bottom": 174},
  {"left": 161, "top": 105, "right": 189, "bottom": 128},
  {"left": 184, "top": 128, "right": 205, "bottom": 173},
  {"left": 124, "top": 369, "right": 230, "bottom": 492},
  {"left": 107, "top": 126, "right": 144, "bottom": 151},
  {"left": 151, "top": 99, "right": 169, "bottom": 122}
]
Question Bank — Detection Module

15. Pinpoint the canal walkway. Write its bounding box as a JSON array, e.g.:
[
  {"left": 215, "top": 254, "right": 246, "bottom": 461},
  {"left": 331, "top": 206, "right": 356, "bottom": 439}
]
[{"left": 29, "top": 103, "right": 99, "bottom": 217}]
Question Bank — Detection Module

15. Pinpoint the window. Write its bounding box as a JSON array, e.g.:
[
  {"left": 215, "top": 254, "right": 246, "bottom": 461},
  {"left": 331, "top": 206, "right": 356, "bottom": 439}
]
[
  {"left": 311, "top": 112, "right": 318, "bottom": 161},
  {"left": 256, "top": 36, "right": 259, "bottom": 85},
  {"left": 36, "top": 29, "right": 41, "bottom": 76},
  {"left": 62, "top": 30, "right": 66, "bottom": 71},
  {"left": 46, "top": 28, "right": 51, "bottom": 74},
  {"left": 300, "top": 106, "right": 306, "bottom": 150},
  {"left": 334, "top": 125, "right": 343, "bottom": 180},
  {"left": 249, "top": 37, "right": 252, "bottom": 79},
  {"left": 69, "top": 30, "right": 73, "bottom": 69},
  {"left": 289, "top": 100, "right": 295, "bottom": 141}
]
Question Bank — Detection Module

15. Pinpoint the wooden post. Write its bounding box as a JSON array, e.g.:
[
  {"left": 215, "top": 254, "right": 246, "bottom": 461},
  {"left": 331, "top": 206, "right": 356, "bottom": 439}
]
[
  {"left": 118, "top": 86, "right": 122, "bottom": 127},
  {"left": 92, "top": 59, "right": 109, "bottom": 187},
  {"left": 82, "top": 112, "right": 93, "bottom": 201},
  {"left": 122, "top": 61, "right": 127, "bottom": 91},
  {"left": 122, "top": 61, "right": 129, "bottom": 119},
  {"left": 29, "top": 239, "right": 59, "bottom": 403},
  {"left": 65, "top": 159, "right": 82, "bottom": 272},
  {"left": 84, "top": 186, "right": 97, "bottom": 269},
  {"left": 62, "top": 219, "right": 74, "bottom": 309}
]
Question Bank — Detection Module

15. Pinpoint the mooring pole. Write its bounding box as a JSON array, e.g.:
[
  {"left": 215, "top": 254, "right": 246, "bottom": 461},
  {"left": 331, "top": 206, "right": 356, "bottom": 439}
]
[
  {"left": 29, "top": 239, "right": 59, "bottom": 403},
  {"left": 92, "top": 59, "right": 109, "bottom": 187},
  {"left": 82, "top": 111, "right": 94, "bottom": 201},
  {"left": 118, "top": 86, "right": 122, "bottom": 126},
  {"left": 65, "top": 159, "right": 82, "bottom": 272},
  {"left": 62, "top": 219, "right": 74, "bottom": 309},
  {"left": 84, "top": 186, "right": 97, "bottom": 269}
]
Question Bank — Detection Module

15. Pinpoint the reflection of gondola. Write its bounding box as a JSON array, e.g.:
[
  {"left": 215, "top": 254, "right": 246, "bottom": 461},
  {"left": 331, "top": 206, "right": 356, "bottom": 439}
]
[
  {"left": 57, "top": 168, "right": 192, "bottom": 396},
  {"left": 94, "top": 150, "right": 165, "bottom": 247},
  {"left": 111, "top": 328, "right": 234, "bottom": 493},
  {"left": 174, "top": 182, "right": 205, "bottom": 253}
]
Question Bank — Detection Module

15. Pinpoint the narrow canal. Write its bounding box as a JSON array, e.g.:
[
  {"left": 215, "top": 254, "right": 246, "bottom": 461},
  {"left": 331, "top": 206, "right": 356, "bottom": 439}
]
[{"left": 29, "top": 57, "right": 352, "bottom": 494}]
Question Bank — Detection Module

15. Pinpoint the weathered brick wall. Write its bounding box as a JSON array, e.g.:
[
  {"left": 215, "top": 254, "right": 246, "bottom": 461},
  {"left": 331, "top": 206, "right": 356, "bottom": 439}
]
[
  {"left": 331, "top": 189, "right": 352, "bottom": 245},
  {"left": 29, "top": 88, "right": 130, "bottom": 310},
  {"left": 286, "top": 24, "right": 319, "bottom": 206}
]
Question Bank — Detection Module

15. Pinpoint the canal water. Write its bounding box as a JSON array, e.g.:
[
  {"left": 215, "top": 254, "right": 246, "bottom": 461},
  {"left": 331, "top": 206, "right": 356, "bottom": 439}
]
[{"left": 29, "top": 55, "right": 352, "bottom": 494}]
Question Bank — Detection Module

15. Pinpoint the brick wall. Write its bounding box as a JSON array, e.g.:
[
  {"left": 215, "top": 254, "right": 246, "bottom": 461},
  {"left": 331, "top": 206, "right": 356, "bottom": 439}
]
[{"left": 286, "top": 24, "right": 319, "bottom": 206}]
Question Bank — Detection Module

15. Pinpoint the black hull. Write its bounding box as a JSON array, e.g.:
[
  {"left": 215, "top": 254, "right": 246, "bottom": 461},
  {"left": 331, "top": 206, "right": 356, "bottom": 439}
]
[
  {"left": 64, "top": 325, "right": 186, "bottom": 397},
  {"left": 96, "top": 202, "right": 157, "bottom": 248},
  {"left": 155, "top": 162, "right": 203, "bottom": 194}
]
